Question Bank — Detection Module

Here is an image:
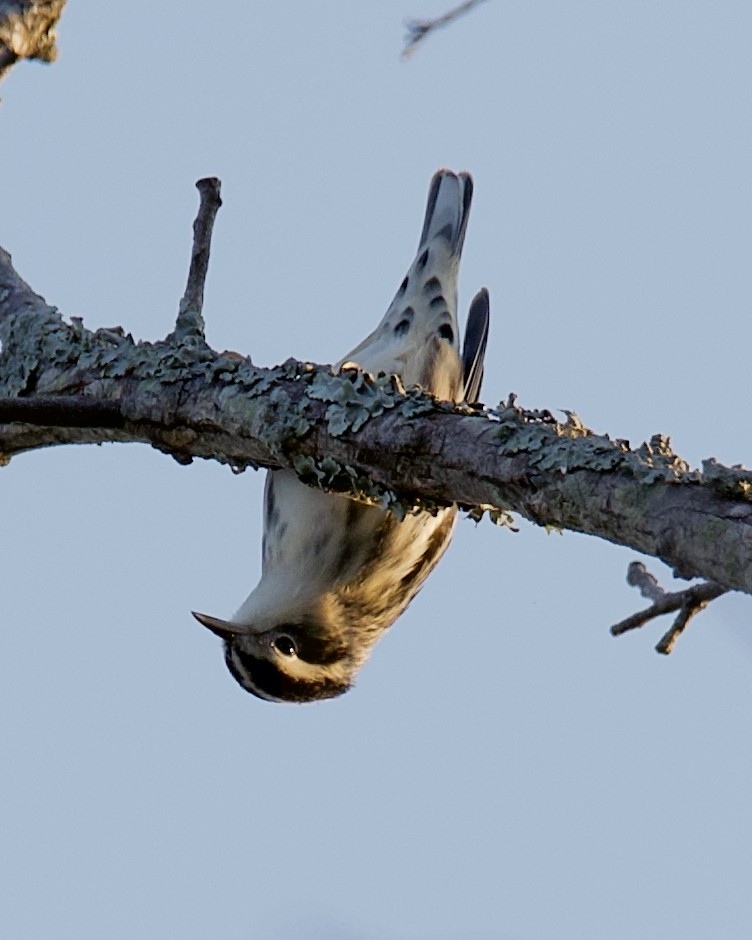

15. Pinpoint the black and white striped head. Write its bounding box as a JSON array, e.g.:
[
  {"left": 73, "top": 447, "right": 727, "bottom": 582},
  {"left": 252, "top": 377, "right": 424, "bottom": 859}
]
[{"left": 192, "top": 611, "right": 353, "bottom": 703}]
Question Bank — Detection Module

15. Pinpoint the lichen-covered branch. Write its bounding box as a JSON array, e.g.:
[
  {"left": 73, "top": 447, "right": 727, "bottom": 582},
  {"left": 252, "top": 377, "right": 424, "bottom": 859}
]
[
  {"left": 1, "top": 180, "right": 752, "bottom": 622},
  {"left": 0, "top": 0, "right": 65, "bottom": 82}
]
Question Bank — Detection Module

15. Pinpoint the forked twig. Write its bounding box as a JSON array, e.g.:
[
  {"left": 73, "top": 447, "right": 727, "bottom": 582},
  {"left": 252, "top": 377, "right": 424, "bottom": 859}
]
[{"left": 611, "top": 562, "right": 728, "bottom": 654}]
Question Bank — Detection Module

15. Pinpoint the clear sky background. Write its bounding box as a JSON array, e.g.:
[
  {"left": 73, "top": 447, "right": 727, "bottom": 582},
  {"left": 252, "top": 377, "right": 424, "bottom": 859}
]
[{"left": 2, "top": 2, "right": 751, "bottom": 938}]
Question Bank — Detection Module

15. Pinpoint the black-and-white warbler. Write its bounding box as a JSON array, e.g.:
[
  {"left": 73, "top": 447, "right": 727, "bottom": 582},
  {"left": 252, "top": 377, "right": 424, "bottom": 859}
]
[{"left": 194, "top": 170, "right": 489, "bottom": 702}]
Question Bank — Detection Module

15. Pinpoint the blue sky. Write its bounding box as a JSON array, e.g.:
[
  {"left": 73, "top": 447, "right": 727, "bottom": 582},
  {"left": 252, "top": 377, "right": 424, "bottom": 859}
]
[{"left": 2, "top": 2, "right": 752, "bottom": 938}]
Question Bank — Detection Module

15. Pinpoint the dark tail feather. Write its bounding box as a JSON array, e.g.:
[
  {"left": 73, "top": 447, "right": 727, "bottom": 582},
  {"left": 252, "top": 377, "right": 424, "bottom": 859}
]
[{"left": 462, "top": 288, "right": 490, "bottom": 403}]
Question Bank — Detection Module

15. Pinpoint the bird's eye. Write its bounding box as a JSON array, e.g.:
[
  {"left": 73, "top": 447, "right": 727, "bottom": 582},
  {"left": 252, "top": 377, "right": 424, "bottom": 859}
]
[{"left": 273, "top": 635, "right": 297, "bottom": 657}]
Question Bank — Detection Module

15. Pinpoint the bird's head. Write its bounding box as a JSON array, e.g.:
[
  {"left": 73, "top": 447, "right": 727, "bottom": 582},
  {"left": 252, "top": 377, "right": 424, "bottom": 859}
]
[{"left": 192, "top": 611, "right": 355, "bottom": 703}]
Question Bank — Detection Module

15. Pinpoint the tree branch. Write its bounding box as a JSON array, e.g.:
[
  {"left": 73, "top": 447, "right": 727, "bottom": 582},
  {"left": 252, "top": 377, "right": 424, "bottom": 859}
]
[
  {"left": 611, "top": 562, "right": 729, "bottom": 654},
  {"left": 0, "top": 0, "right": 66, "bottom": 82},
  {"left": 403, "top": 0, "right": 489, "bottom": 58},
  {"left": 1, "top": 179, "right": 751, "bottom": 638},
  {"left": 168, "top": 177, "right": 221, "bottom": 344}
]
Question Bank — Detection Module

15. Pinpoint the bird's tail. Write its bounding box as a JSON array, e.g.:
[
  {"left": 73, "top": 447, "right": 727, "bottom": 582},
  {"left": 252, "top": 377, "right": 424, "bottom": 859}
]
[
  {"left": 417, "top": 170, "right": 474, "bottom": 256},
  {"left": 462, "top": 288, "right": 490, "bottom": 404}
]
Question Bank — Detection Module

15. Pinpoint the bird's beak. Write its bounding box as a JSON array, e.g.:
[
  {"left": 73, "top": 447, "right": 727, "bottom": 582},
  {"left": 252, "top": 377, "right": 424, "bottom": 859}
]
[{"left": 192, "top": 610, "right": 246, "bottom": 640}]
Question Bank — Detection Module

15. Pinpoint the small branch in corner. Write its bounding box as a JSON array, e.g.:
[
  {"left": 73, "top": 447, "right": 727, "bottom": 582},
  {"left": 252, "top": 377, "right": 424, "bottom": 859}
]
[
  {"left": 402, "top": 0, "right": 489, "bottom": 58},
  {"left": 169, "top": 177, "right": 222, "bottom": 343},
  {"left": 610, "top": 561, "right": 729, "bottom": 654}
]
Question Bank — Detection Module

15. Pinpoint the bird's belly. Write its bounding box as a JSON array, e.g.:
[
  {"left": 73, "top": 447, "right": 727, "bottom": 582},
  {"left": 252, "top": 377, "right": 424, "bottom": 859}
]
[{"left": 264, "top": 469, "right": 456, "bottom": 628}]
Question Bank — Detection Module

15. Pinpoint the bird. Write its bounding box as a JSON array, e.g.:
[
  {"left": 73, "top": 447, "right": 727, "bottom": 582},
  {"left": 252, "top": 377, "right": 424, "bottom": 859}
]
[{"left": 193, "top": 170, "right": 489, "bottom": 703}]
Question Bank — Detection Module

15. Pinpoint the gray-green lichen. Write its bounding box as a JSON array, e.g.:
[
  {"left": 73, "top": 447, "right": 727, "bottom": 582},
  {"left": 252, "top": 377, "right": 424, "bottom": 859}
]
[
  {"left": 291, "top": 449, "right": 445, "bottom": 521},
  {"left": 465, "top": 505, "right": 517, "bottom": 528},
  {"left": 487, "top": 399, "right": 717, "bottom": 490},
  {"left": 702, "top": 458, "right": 752, "bottom": 500},
  {"left": 308, "top": 368, "right": 434, "bottom": 436},
  {"left": 2, "top": 261, "right": 751, "bottom": 543},
  {"left": 293, "top": 450, "right": 394, "bottom": 512}
]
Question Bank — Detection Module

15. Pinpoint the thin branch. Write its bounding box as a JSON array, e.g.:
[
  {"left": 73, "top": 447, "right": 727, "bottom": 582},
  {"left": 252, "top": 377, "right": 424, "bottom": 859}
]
[
  {"left": 169, "top": 177, "right": 222, "bottom": 343},
  {"left": 610, "top": 562, "right": 729, "bottom": 654},
  {"left": 403, "top": 0, "right": 489, "bottom": 58}
]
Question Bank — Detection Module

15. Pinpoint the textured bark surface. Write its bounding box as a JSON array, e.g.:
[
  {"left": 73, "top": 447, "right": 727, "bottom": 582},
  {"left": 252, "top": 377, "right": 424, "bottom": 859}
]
[
  {"left": 0, "top": 0, "right": 65, "bottom": 80},
  {"left": 1, "top": 239, "right": 751, "bottom": 597}
]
